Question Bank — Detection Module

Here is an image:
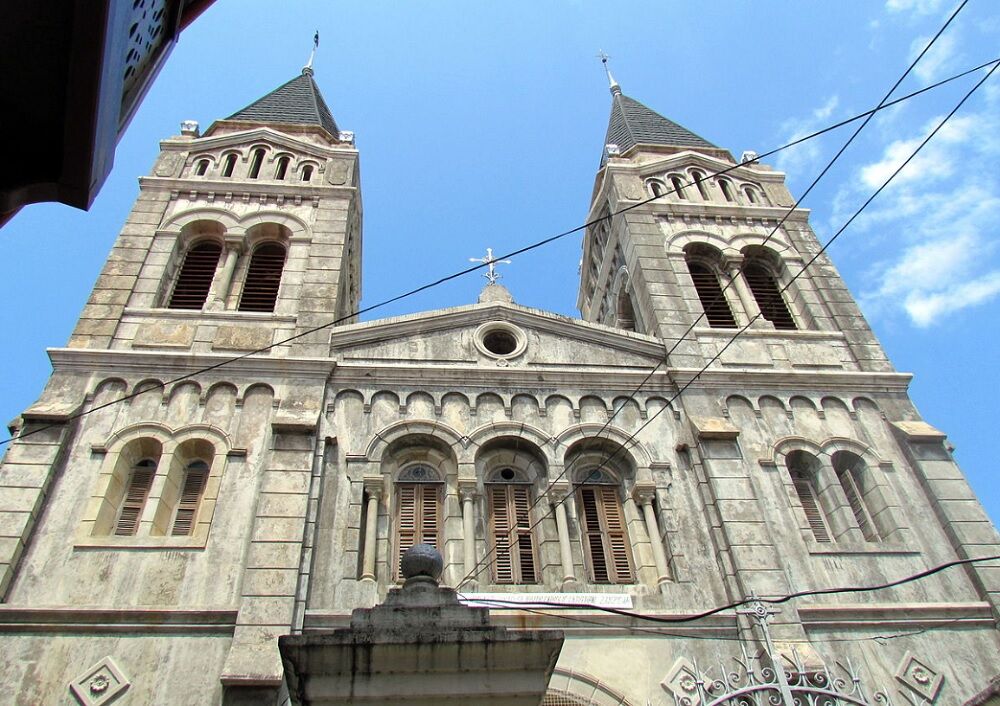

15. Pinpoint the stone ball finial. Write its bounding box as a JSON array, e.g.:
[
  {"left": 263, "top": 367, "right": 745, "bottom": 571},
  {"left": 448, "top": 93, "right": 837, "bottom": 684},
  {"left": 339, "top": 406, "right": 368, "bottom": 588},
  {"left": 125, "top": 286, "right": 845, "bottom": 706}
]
[{"left": 401, "top": 544, "right": 443, "bottom": 581}]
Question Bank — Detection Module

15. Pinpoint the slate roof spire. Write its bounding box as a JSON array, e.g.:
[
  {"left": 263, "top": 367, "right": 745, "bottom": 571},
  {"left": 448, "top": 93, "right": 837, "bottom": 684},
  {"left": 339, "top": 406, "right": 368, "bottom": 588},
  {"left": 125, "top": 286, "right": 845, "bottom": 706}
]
[
  {"left": 600, "top": 64, "right": 718, "bottom": 162},
  {"left": 227, "top": 67, "right": 339, "bottom": 137}
]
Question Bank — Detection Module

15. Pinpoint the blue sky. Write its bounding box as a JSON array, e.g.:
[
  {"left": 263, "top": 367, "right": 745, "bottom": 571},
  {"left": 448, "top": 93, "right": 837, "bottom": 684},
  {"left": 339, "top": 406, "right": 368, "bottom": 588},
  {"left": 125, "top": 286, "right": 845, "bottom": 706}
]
[{"left": 2, "top": 1, "right": 997, "bottom": 522}]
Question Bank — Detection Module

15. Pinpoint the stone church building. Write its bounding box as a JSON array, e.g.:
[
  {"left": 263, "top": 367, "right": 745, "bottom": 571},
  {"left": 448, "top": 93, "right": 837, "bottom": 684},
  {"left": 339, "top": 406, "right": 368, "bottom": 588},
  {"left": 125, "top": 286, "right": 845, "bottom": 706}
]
[{"left": 0, "top": 65, "right": 998, "bottom": 705}]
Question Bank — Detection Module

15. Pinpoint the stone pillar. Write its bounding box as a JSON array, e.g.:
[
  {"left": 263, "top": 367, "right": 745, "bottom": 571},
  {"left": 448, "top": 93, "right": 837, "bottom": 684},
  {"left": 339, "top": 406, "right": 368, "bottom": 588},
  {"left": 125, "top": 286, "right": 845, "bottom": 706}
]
[
  {"left": 633, "top": 485, "right": 671, "bottom": 585},
  {"left": 360, "top": 481, "right": 382, "bottom": 582},
  {"left": 550, "top": 484, "right": 577, "bottom": 590},
  {"left": 459, "top": 483, "right": 479, "bottom": 589},
  {"left": 209, "top": 238, "right": 243, "bottom": 310},
  {"left": 725, "top": 258, "right": 762, "bottom": 325}
]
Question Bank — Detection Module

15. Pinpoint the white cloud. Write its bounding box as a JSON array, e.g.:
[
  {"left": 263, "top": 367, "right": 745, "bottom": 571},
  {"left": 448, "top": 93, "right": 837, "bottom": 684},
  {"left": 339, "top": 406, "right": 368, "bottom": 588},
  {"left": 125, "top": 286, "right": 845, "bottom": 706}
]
[
  {"left": 885, "top": 0, "right": 945, "bottom": 15},
  {"left": 904, "top": 272, "right": 1000, "bottom": 326},
  {"left": 775, "top": 95, "right": 840, "bottom": 176},
  {"left": 910, "top": 32, "right": 958, "bottom": 83}
]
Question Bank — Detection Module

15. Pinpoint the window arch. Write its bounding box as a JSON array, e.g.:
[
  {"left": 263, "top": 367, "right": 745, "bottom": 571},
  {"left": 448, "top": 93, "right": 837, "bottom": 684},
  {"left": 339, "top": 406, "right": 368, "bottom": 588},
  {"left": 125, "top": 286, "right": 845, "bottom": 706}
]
[
  {"left": 787, "top": 451, "right": 831, "bottom": 543},
  {"left": 743, "top": 252, "right": 796, "bottom": 330},
  {"left": 170, "top": 459, "right": 209, "bottom": 536},
  {"left": 115, "top": 458, "right": 157, "bottom": 536},
  {"left": 486, "top": 468, "right": 538, "bottom": 584},
  {"left": 575, "top": 469, "right": 633, "bottom": 584},
  {"left": 194, "top": 159, "right": 210, "bottom": 176},
  {"left": 395, "top": 464, "right": 442, "bottom": 579},
  {"left": 718, "top": 178, "right": 736, "bottom": 202},
  {"left": 247, "top": 147, "right": 266, "bottom": 179},
  {"left": 647, "top": 179, "right": 665, "bottom": 198},
  {"left": 743, "top": 185, "right": 758, "bottom": 204},
  {"left": 168, "top": 240, "right": 222, "bottom": 310},
  {"left": 669, "top": 175, "right": 687, "bottom": 200},
  {"left": 832, "top": 451, "right": 880, "bottom": 541},
  {"left": 301, "top": 164, "right": 314, "bottom": 182},
  {"left": 274, "top": 155, "right": 290, "bottom": 180},
  {"left": 685, "top": 248, "right": 737, "bottom": 328},
  {"left": 238, "top": 241, "right": 286, "bottom": 312},
  {"left": 690, "top": 169, "right": 709, "bottom": 200},
  {"left": 221, "top": 153, "right": 237, "bottom": 177}
]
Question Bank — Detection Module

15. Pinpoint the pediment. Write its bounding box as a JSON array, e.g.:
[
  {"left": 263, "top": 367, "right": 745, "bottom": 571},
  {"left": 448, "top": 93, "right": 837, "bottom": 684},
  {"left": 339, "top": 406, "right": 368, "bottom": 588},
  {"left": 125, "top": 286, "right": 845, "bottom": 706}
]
[
  {"left": 183, "top": 127, "right": 345, "bottom": 161},
  {"left": 328, "top": 302, "right": 665, "bottom": 370}
]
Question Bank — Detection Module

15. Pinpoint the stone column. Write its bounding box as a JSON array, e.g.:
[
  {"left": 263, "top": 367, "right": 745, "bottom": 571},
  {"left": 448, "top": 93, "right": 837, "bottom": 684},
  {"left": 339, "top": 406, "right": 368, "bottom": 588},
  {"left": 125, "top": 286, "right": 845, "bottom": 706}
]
[
  {"left": 633, "top": 486, "right": 671, "bottom": 585},
  {"left": 459, "top": 483, "right": 479, "bottom": 589},
  {"left": 209, "top": 238, "right": 243, "bottom": 310},
  {"left": 360, "top": 482, "right": 383, "bottom": 582},
  {"left": 725, "top": 258, "right": 762, "bottom": 325},
  {"left": 550, "top": 484, "right": 577, "bottom": 590}
]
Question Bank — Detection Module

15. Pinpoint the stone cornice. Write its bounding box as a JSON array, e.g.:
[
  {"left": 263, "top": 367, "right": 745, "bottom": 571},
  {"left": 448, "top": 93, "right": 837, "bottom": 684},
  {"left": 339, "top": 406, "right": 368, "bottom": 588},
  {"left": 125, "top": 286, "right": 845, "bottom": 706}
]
[
  {"left": 0, "top": 607, "right": 238, "bottom": 634},
  {"left": 160, "top": 126, "right": 357, "bottom": 159},
  {"left": 139, "top": 175, "right": 356, "bottom": 198},
  {"left": 46, "top": 348, "right": 335, "bottom": 380}
]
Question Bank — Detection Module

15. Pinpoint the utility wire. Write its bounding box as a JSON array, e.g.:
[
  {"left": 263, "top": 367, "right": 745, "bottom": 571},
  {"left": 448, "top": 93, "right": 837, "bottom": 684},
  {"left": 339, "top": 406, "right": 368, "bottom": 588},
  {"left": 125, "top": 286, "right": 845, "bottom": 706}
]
[
  {"left": 2, "top": 56, "right": 995, "bottom": 449},
  {"left": 459, "top": 554, "right": 1000, "bottom": 626},
  {"left": 454, "top": 5, "right": 973, "bottom": 589},
  {"left": 455, "top": 53, "right": 998, "bottom": 590}
]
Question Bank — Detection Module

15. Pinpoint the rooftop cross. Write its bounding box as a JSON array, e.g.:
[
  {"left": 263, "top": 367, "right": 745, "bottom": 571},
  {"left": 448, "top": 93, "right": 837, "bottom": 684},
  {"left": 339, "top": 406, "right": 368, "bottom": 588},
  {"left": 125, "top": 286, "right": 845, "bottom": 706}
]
[
  {"left": 304, "top": 30, "right": 319, "bottom": 75},
  {"left": 469, "top": 248, "right": 512, "bottom": 285},
  {"left": 597, "top": 49, "right": 621, "bottom": 96}
]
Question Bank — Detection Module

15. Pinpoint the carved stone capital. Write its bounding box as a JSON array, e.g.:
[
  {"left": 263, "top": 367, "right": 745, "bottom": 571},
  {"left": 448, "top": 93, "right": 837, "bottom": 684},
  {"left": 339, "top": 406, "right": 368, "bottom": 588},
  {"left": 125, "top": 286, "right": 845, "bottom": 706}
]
[
  {"left": 362, "top": 477, "right": 384, "bottom": 499},
  {"left": 632, "top": 482, "right": 657, "bottom": 506},
  {"left": 458, "top": 481, "right": 480, "bottom": 503},
  {"left": 547, "top": 481, "right": 572, "bottom": 505}
]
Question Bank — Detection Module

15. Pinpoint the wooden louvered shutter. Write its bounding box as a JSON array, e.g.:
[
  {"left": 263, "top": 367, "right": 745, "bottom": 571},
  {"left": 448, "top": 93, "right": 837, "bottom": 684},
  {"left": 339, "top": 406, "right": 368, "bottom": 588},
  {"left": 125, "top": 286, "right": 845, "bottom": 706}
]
[
  {"left": 512, "top": 485, "right": 537, "bottom": 584},
  {"left": 688, "top": 261, "right": 737, "bottom": 328},
  {"left": 579, "top": 486, "right": 633, "bottom": 584},
  {"left": 580, "top": 487, "right": 609, "bottom": 582},
  {"left": 171, "top": 463, "right": 208, "bottom": 536},
  {"left": 115, "top": 461, "right": 156, "bottom": 536},
  {"left": 839, "top": 469, "right": 878, "bottom": 541},
  {"left": 238, "top": 242, "right": 286, "bottom": 312},
  {"left": 744, "top": 261, "right": 796, "bottom": 330},
  {"left": 599, "top": 486, "right": 633, "bottom": 583},
  {"left": 168, "top": 242, "right": 221, "bottom": 309},
  {"left": 791, "top": 470, "right": 831, "bottom": 542},
  {"left": 396, "top": 484, "right": 440, "bottom": 578},
  {"left": 490, "top": 486, "right": 514, "bottom": 583}
]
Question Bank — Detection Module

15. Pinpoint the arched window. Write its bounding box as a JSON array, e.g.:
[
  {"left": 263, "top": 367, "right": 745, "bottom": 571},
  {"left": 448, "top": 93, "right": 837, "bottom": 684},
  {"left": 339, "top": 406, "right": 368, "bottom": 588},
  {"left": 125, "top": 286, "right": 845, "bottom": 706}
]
[
  {"left": 648, "top": 180, "right": 665, "bottom": 198},
  {"left": 195, "top": 159, "right": 210, "bottom": 176},
  {"left": 744, "top": 257, "right": 796, "bottom": 330},
  {"left": 395, "top": 464, "right": 442, "bottom": 578},
  {"left": 170, "top": 459, "right": 209, "bottom": 536},
  {"left": 615, "top": 278, "right": 637, "bottom": 332},
  {"left": 686, "top": 257, "right": 737, "bottom": 328},
  {"left": 670, "top": 175, "right": 687, "bottom": 200},
  {"left": 576, "top": 469, "right": 633, "bottom": 584},
  {"left": 690, "top": 169, "right": 709, "bottom": 200},
  {"left": 168, "top": 240, "right": 222, "bottom": 310},
  {"left": 787, "top": 451, "right": 831, "bottom": 543},
  {"left": 718, "top": 178, "right": 735, "bottom": 202},
  {"left": 115, "top": 458, "right": 157, "bottom": 536},
  {"left": 247, "top": 148, "right": 265, "bottom": 179},
  {"left": 274, "top": 156, "right": 290, "bottom": 180},
  {"left": 221, "top": 153, "right": 237, "bottom": 178},
  {"left": 487, "top": 468, "right": 537, "bottom": 584},
  {"left": 301, "top": 164, "right": 314, "bottom": 182},
  {"left": 833, "top": 452, "right": 880, "bottom": 541},
  {"left": 743, "top": 185, "right": 758, "bottom": 204},
  {"left": 238, "top": 242, "right": 286, "bottom": 312}
]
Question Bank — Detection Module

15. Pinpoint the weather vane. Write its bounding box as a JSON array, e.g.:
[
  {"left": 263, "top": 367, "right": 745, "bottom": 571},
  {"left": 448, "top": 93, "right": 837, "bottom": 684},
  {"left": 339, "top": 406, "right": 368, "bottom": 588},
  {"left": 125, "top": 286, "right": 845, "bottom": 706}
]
[
  {"left": 469, "top": 248, "right": 512, "bottom": 285},
  {"left": 304, "top": 30, "right": 320, "bottom": 72}
]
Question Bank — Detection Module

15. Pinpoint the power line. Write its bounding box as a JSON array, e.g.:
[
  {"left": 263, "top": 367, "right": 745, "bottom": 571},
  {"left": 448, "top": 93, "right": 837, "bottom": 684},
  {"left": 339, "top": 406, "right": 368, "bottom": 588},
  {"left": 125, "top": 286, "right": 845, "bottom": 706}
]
[
  {"left": 2, "top": 56, "right": 995, "bottom": 449},
  {"left": 455, "top": 51, "right": 998, "bottom": 590},
  {"left": 454, "top": 4, "right": 974, "bottom": 589}
]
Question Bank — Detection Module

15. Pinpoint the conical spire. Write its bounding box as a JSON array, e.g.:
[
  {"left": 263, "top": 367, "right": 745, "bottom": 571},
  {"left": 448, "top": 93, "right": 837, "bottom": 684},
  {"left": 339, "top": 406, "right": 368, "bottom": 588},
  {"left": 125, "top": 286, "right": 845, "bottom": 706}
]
[
  {"left": 603, "top": 90, "right": 718, "bottom": 160},
  {"left": 228, "top": 69, "right": 338, "bottom": 137}
]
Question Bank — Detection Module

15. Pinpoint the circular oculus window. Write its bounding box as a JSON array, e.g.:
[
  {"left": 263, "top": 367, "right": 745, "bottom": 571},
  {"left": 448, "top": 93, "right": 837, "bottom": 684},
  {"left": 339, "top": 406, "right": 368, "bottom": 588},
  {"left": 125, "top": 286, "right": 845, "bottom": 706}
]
[{"left": 474, "top": 321, "right": 527, "bottom": 360}]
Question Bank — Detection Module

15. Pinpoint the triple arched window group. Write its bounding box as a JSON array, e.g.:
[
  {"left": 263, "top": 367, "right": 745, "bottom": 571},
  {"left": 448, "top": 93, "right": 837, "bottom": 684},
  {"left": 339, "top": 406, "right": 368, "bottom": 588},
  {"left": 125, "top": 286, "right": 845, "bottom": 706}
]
[
  {"left": 192, "top": 147, "right": 317, "bottom": 183},
  {"left": 374, "top": 463, "right": 642, "bottom": 586},
  {"left": 684, "top": 244, "right": 797, "bottom": 330},
  {"left": 647, "top": 169, "right": 767, "bottom": 206},
  {"left": 167, "top": 238, "right": 286, "bottom": 313}
]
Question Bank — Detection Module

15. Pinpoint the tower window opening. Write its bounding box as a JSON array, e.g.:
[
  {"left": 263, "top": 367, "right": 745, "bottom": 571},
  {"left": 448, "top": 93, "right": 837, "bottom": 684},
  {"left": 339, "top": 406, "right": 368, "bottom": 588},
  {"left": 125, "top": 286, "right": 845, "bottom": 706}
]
[
  {"left": 487, "top": 479, "right": 537, "bottom": 584},
  {"left": 577, "top": 474, "right": 633, "bottom": 584},
  {"left": 275, "top": 156, "right": 290, "bottom": 180},
  {"left": 301, "top": 164, "right": 314, "bottom": 182},
  {"left": 168, "top": 241, "right": 222, "bottom": 310},
  {"left": 788, "top": 452, "right": 831, "bottom": 543},
  {"left": 248, "top": 148, "right": 265, "bottom": 179},
  {"left": 743, "top": 185, "right": 758, "bottom": 204},
  {"left": 670, "top": 175, "right": 687, "bottom": 200},
  {"left": 687, "top": 260, "right": 737, "bottom": 328},
  {"left": 648, "top": 180, "right": 665, "bottom": 198},
  {"left": 221, "top": 153, "right": 237, "bottom": 177},
  {"left": 691, "top": 170, "right": 709, "bottom": 200},
  {"left": 195, "top": 159, "right": 209, "bottom": 176},
  {"left": 719, "top": 178, "right": 735, "bottom": 202},
  {"left": 744, "top": 259, "right": 796, "bottom": 330},
  {"left": 395, "top": 465, "right": 442, "bottom": 579},
  {"left": 171, "top": 460, "right": 209, "bottom": 536},
  {"left": 833, "top": 452, "right": 881, "bottom": 542},
  {"left": 238, "top": 242, "right": 286, "bottom": 312},
  {"left": 115, "top": 458, "right": 156, "bottom": 536}
]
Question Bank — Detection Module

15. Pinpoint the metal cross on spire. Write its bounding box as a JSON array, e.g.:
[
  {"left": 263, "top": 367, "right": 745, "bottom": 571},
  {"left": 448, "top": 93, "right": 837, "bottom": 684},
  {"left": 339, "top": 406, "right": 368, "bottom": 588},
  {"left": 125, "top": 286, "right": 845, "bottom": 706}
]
[
  {"left": 469, "top": 248, "right": 512, "bottom": 285},
  {"left": 304, "top": 30, "right": 320, "bottom": 74},
  {"left": 597, "top": 49, "right": 621, "bottom": 95}
]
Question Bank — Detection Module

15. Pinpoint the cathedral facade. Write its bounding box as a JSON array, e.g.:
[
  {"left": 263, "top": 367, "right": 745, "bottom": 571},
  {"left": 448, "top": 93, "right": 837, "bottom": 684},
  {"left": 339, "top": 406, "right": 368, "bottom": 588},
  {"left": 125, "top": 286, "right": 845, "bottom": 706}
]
[{"left": 0, "top": 67, "right": 998, "bottom": 705}]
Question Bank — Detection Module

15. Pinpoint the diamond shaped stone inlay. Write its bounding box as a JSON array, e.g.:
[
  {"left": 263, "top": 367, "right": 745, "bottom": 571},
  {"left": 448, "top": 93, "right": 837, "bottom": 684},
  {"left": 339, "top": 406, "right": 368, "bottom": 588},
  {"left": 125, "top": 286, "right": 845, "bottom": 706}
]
[
  {"left": 69, "top": 656, "right": 130, "bottom": 706},
  {"left": 662, "top": 657, "right": 703, "bottom": 706},
  {"left": 895, "top": 650, "right": 943, "bottom": 702}
]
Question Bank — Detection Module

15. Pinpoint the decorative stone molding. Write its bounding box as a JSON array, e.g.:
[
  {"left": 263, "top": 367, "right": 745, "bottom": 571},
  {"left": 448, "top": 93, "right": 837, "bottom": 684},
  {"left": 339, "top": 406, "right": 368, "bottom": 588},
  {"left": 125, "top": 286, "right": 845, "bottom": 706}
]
[
  {"left": 690, "top": 416, "right": 739, "bottom": 440},
  {"left": 895, "top": 651, "right": 944, "bottom": 702},
  {"left": 891, "top": 420, "right": 947, "bottom": 442},
  {"left": 69, "top": 656, "right": 130, "bottom": 706}
]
